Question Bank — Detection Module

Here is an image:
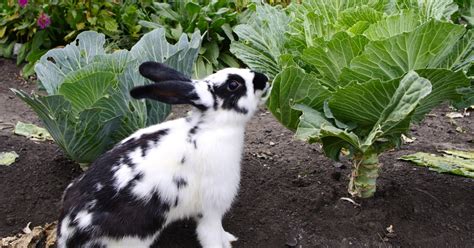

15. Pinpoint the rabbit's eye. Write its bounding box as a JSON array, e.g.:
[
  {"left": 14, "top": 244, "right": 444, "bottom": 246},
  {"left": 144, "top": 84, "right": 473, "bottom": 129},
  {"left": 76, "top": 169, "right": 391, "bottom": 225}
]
[{"left": 227, "top": 80, "right": 241, "bottom": 92}]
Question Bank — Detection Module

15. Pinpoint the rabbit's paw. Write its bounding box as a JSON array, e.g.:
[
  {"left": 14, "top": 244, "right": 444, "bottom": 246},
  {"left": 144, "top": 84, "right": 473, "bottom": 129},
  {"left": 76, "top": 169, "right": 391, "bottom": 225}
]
[
  {"left": 219, "top": 230, "right": 238, "bottom": 248},
  {"left": 223, "top": 231, "right": 238, "bottom": 242}
]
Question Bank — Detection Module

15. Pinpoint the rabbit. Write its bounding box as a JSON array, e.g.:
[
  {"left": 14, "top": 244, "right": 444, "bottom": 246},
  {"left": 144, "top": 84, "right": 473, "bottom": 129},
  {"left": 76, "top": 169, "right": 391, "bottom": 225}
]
[{"left": 56, "top": 61, "right": 269, "bottom": 248}]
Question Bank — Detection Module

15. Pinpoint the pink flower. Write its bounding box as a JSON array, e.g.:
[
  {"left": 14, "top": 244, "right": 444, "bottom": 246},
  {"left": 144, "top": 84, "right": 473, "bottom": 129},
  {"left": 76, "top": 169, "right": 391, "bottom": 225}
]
[
  {"left": 37, "top": 12, "right": 51, "bottom": 29},
  {"left": 18, "top": 0, "right": 28, "bottom": 8}
]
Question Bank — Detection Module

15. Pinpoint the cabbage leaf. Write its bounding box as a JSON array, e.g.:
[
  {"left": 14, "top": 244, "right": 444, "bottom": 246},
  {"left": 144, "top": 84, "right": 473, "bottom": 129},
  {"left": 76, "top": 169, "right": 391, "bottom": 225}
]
[{"left": 12, "top": 29, "right": 201, "bottom": 163}]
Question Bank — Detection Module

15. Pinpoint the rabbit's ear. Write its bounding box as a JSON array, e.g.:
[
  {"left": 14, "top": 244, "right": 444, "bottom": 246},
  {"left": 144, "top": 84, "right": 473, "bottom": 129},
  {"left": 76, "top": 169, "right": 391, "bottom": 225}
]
[
  {"left": 139, "top": 61, "right": 191, "bottom": 82},
  {"left": 130, "top": 81, "right": 206, "bottom": 109}
]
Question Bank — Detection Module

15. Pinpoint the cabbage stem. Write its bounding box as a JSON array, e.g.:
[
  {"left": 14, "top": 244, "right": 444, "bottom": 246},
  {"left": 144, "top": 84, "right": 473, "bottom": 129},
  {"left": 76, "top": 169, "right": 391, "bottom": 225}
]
[{"left": 348, "top": 153, "right": 380, "bottom": 198}]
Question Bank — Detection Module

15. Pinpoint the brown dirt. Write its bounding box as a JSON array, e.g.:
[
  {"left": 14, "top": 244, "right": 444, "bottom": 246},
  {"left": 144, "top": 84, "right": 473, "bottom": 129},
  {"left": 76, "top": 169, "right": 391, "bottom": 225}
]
[{"left": 1, "top": 58, "right": 473, "bottom": 247}]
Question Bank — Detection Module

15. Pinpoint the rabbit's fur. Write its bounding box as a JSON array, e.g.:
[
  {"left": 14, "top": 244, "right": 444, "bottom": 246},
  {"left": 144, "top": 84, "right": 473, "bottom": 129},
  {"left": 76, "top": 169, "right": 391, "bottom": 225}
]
[{"left": 57, "top": 62, "right": 269, "bottom": 248}]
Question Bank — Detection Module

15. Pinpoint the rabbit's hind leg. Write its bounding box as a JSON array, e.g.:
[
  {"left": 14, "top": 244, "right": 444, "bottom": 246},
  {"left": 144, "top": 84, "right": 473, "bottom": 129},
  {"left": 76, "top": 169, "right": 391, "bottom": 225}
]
[{"left": 196, "top": 212, "right": 237, "bottom": 248}]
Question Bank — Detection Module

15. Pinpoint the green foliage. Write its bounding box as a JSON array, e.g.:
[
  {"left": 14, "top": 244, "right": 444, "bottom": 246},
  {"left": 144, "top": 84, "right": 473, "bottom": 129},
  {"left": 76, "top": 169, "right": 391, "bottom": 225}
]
[
  {"left": 0, "top": 0, "right": 155, "bottom": 78},
  {"left": 139, "top": 0, "right": 246, "bottom": 79},
  {"left": 230, "top": 5, "right": 291, "bottom": 79},
  {"left": 231, "top": 1, "right": 473, "bottom": 197},
  {"left": 452, "top": 0, "right": 473, "bottom": 28},
  {"left": 12, "top": 29, "right": 201, "bottom": 164}
]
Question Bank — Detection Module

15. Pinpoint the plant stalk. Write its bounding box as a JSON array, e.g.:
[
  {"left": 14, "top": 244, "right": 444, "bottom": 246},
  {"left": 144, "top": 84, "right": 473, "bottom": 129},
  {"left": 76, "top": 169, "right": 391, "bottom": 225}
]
[{"left": 348, "top": 153, "right": 380, "bottom": 198}]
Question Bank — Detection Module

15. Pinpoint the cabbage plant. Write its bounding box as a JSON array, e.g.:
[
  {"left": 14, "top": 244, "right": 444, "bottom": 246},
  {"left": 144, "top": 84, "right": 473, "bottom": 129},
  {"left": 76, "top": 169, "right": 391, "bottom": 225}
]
[
  {"left": 12, "top": 28, "right": 201, "bottom": 164},
  {"left": 231, "top": 1, "right": 473, "bottom": 198}
]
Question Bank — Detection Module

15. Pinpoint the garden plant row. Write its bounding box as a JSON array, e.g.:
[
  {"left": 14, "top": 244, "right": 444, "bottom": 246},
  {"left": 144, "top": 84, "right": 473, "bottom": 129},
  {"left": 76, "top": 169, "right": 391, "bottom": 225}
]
[{"left": 3, "top": 0, "right": 474, "bottom": 199}]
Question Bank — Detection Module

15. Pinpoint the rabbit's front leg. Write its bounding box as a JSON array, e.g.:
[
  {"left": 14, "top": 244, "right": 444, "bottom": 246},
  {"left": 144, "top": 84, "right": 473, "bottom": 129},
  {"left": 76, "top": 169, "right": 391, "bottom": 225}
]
[{"left": 196, "top": 212, "right": 237, "bottom": 248}]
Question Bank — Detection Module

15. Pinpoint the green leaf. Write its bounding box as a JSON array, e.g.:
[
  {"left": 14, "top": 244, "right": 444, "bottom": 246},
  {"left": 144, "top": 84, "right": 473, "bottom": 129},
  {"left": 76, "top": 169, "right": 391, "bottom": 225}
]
[
  {"left": 363, "top": 10, "right": 421, "bottom": 41},
  {"left": 219, "top": 52, "right": 240, "bottom": 67},
  {"left": 456, "top": 0, "right": 474, "bottom": 26},
  {"left": 400, "top": 151, "right": 474, "bottom": 178},
  {"left": 287, "top": 0, "right": 386, "bottom": 44},
  {"left": 193, "top": 56, "right": 213, "bottom": 79},
  {"left": 267, "top": 66, "right": 331, "bottom": 130},
  {"left": 320, "top": 71, "right": 431, "bottom": 151},
  {"left": 221, "top": 23, "right": 234, "bottom": 41},
  {"left": 185, "top": 2, "right": 201, "bottom": 16},
  {"left": 443, "top": 150, "right": 474, "bottom": 160},
  {"left": 131, "top": 28, "right": 201, "bottom": 77},
  {"left": 0, "top": 151, "right": 19, "bottom": 166},
  {"left": 35, "top": 31, "right": 106, "bottom": 95},
  {"left": 287, "top": 10, "right": 336, "bottom": 47},
  {"left": 103, "top": 16, "right": 119, "bottom": 32},
  {"left": 215, "top": 7, "right": 231, "bottom": 15},
  {"left": 14, "top": 121, "right": 53, "bottom": 141},
  {"left": 347, "top": 21, "right": 371, "bottom": 35},
  {"left": 301, "top": 32, "right": 368, "bottom": 86},
  {"left": 26, "top": 48, "right": 47, "bottom": 63},
  {"left": 341, "top": 20, "right": 466, "bottom": 82},
  {"left": 59, "top": 70, "right": 116, "bottom": 113},
  {"left": 203, "top": 42, "right": 219, "bottom": 66},
  {"left": 454, "top": 82, "right": 474, "bottom": 109},
  {"left": 395, "top": 0, "right": 458, "bottom": 21},
  {"left": 30, "top": 30, "right": 47, "bottom": 51},
  {"left": 230, "top": 5, "right": 290, "bottom": 79},
  {"left": 435, "top": 29, "right": 473, "bottom": 72},
  {"left": 361, "top": 71, "right": 432, "bottom": 150},
  {"left": 0, "top": 41, "right": 15, "bottom": 58},
  {"left": 93, "top": 50, "right": 133, "bottom": 74},
  {"left": 337, "top": 5, "right": 383, "bottom": 29},
  {"left": 413, "top": 69, "right": 470, "bottom": 122},
  {"left": 323, "top": 101, "right": 356, "bottom": 130},
  {"left": 138, "top": 20, "right": 162, "bottom": 29},
  {"left": 153, "top": 3, "right": 180, "bottom": 21},
  {"left": 16, "top": 42, "right": 31, "bottom": 65},
  {"left": 0, "top": 26, "right": 6, "bottom": 39},
  {"left": 11, "top": 90, "right": 121, "bottom": 163},
  {"left": 21, "top": 62, "right": 36, "bottom": 78},
  {"left": 328, "top": 78, "right": 399, "bottom": 129},
  {"left": 293, "top": 104, "right": 361, "bottom": 160},
  {"left": 210, "top": 17, "right": 226, "bottom": 30}
]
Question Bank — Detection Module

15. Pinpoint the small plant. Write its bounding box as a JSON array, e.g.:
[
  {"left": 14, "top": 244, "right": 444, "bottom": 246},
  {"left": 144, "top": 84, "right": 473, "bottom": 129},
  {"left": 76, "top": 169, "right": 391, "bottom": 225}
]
[
  {"left": 12, "top": 28, "right": 202, "bottom": 164},
  {"left": 231, "top": 1, "right": 473, "bottom": 198},
  {"left": 139, "top": 0, "right": 244, "bottom": 78},
  {"left": 0, "top": 0, "right": 154, "bottom": 78},
  {"left": 0, "top": 0, "right": 55, "bottom": 77}
]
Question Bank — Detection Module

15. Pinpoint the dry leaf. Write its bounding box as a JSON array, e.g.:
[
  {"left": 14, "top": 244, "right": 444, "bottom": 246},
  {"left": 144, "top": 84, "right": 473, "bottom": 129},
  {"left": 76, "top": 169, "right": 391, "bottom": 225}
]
[
  {"left": 386, "top": 225, "right": 394, "bottom": 233},
  {"left": 446, "top": 112, "right": 464, "bottom": 119},
  {"left": 401, "top": 134, "right": 416, "bottom": 144},
  {"left": 0, "top": 222, "right": 57, "bottom": 248},
  {"left": 22, "top": 222, "right": 32, "bottom": 234},
  {"left": 455, "top": 126, "right": 466, "bottom": 133},
  {"left": 340, "top": 197, "right": 361, "bottom": 207}
]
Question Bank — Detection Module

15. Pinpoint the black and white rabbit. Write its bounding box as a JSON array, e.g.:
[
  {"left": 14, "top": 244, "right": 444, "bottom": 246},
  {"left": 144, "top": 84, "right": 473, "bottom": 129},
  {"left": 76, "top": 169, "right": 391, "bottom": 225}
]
[{"left": 57, "top": 61, "right": 269, "bottom": 248}]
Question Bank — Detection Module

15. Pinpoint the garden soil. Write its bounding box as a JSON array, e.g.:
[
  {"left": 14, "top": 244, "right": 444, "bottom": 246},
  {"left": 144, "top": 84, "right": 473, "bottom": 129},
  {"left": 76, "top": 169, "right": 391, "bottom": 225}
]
[{"left": 1, "top": 58, "right": 473, "bottom": 247}]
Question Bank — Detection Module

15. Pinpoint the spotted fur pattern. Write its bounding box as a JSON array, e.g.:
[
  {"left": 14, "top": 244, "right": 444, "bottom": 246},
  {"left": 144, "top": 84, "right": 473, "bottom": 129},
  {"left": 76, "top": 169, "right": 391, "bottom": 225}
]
[{"left": 57, "top": 62, "right": 269, "bottom": 248}]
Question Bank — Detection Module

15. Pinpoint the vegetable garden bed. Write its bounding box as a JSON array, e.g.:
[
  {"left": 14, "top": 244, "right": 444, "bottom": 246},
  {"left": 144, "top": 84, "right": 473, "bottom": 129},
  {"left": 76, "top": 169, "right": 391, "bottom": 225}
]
[{"left": 1, "top": 58, "right": 473, "bottom": 247}]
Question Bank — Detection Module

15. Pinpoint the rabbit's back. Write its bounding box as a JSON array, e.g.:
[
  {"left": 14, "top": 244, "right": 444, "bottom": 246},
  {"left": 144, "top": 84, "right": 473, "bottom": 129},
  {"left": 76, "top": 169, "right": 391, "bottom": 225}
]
[{"left": 57, "top": 119, "right": 190, "bottom": 247}]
